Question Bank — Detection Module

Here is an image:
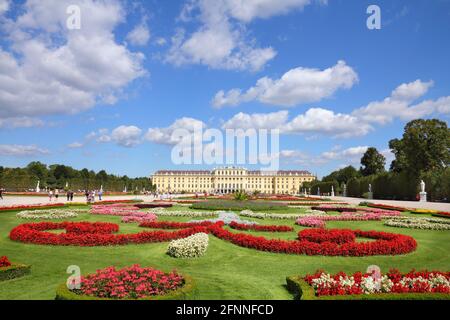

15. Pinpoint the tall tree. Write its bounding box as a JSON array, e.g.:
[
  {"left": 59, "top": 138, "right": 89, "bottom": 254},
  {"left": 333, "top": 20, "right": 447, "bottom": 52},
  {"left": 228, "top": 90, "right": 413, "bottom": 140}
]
[
  {"left": 389, "top": 119, "right": 450, "bottom": 175},
  {"left": 322, "top": 166, "right": 360, "bottom": 185},
  {"left": 26, "top": 161, "right": 48, "bottom": 181},
  {"left": 360, "top": 147, "right": 386, "bottom": 176}
]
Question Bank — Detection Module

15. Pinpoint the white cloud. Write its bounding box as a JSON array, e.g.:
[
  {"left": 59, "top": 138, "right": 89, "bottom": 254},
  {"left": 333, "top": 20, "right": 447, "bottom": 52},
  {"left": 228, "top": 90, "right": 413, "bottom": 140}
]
[
  {"left": 166, "top": 0, "right": 324, "bottom": 71},
  {"left": 351, "top": 80, "right": 448, "bottom": 124},
  {"left": 213, "top": 60, "right": 358, "bottom": 107},
  {"left": 0, "top": 0, "right": 146, "bottom": 124},
  {"left": 284, "top": 108, "right": 372, "bottom": 138},
  {"left": 145, "top": 117, "right": 205, "bottom": 145},
  {"left": 321, "top": 146, "right": 369, "bottom": 162},
  {"left": 0, "top": 0, "right": 10, "bottom": 14},
  {"left": 221, "top": 111, "right": 288, "bottom": 130},
  {"left": 156, "top": 37, "right": 167, "bottom": 46},
  {"left": 111, "top": 125, "right": 142, "bottom": 147},
  {"left": 126, "top": 22, "right": 150, "bottom": 46},
  {"left": 0, "top": 144, "right": 49, "bottom": 156},
  {"left": 67, "top": 142, "right": 84, "bottom": 149},
  {"left": 0, "top": 116, "right": 44, "bottom": 128}
]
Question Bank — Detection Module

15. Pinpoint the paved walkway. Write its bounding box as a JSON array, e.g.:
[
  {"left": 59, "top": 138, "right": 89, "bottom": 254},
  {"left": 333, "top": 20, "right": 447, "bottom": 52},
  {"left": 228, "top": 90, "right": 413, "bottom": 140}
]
[
  {"left": 0, "top": 194, "right": 449, "bottom": 211},
  {"left": 330, "top": 196, "right": 450, "bottom": 211}
]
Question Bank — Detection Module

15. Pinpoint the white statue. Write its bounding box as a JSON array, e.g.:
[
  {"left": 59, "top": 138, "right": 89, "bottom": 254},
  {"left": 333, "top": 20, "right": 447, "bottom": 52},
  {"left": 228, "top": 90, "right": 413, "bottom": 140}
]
[
  {"left": 420, "top": 180, "right": 426, "bottom": 193},
  {"left": 369, "top": 184, "right": 372, "bottom": 193},
  {"left": 331, "top": 186, "right": 335, "bottom": 197},
  {"left": 36, "top": 180, "right": 40, "bottom": 193}
]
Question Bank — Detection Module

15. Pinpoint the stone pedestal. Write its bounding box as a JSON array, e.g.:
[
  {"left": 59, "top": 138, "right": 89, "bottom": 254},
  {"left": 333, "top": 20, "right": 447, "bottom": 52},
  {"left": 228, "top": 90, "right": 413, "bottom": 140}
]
[
  {"left": 368, "top": 192, "right": 373, "bottom": 200},
  {"left": 419, "top": 192, "right": 427, "bottom": 202}
]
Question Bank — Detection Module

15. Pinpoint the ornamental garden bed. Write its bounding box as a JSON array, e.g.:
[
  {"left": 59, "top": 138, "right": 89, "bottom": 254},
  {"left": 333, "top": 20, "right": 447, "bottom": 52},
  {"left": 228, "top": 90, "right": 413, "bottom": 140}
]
[
  {"left": 0, "top": 203, "right": 66, "bottom": 213},
  {"left": 134, "top": 203, "right": 173, "bottom": 209},
  {"left": 0, "top": 257, "right": 31, "bottom": 282},
  {"left": 433, "top": 212, "right": 450, "bottom": 219},
  {"left": 366, "top": 203, "right": 410, "bottom": 212},
  {"left": 55, "top": 265, "right": 195, "bottom": 300},
  {"left": 191, "top": 200, "right": 288, "bottom": 211},
  {"left": 286, "top": 269, "right": 450, "bottom": 300}
]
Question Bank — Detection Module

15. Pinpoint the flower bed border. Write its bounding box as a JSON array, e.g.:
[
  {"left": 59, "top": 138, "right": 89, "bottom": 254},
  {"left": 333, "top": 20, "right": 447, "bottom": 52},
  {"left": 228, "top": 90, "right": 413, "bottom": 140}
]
[
  {"left": 0, "top": 264, "right": 31, "bottom": 282},
  {"left": 55, "top": 274, "right": 196, "bottom": 300},
  {"left": 0, "top": 203, "right": 66, "bottom": 213},
  {"left": 286, "top": 276, "right": 450, "bottom": 300}
]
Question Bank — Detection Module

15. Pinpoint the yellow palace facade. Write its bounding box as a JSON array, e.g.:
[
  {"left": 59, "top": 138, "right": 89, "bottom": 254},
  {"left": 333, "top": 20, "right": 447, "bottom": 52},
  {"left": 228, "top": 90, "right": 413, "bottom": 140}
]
[{"left": 151, "top": 167, "right": 316, "bottom": 195}]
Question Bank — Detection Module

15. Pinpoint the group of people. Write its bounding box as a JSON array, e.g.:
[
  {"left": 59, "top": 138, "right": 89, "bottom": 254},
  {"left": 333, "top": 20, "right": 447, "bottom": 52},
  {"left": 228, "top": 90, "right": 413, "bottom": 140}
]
[
  {"left": 47, "top": 189, "right": 60, "bottom": 202},
  {"left": 84, "top": 189, "right": 103, "bottom": 203}
]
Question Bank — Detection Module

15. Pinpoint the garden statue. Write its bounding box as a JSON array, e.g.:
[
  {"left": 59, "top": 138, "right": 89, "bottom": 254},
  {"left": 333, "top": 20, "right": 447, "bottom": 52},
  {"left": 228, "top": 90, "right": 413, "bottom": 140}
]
[
  {"left": 343, "top": 183, "right": 347, "bottom": 197},
  {"left": 331, "top": 186, "right": 335, "bottom": 197},
  {"left": 419, "top": 180, "right": 427, "bottom": 202},
  {"left": 36, "top": 180, "right": 40, "bottom": 193},
  {"left": 368, "top": 184, "right": 373, "bottom": 200}
]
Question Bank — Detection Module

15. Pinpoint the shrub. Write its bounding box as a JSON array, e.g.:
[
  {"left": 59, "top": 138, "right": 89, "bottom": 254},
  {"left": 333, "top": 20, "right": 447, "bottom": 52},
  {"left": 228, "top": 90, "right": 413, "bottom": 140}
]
[
  {"left": 0, "top": 264, "right": 31, "bottom": 282},
  {"left": 167, "top": 233, "right": 209, "bottom": 258},
  {"left": 191, "top": 200, "right": 287, "bottom": 211}
]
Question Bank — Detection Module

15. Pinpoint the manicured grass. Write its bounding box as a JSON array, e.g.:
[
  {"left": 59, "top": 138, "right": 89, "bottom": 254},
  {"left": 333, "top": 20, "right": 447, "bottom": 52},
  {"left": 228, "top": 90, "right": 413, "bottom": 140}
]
[
  {"left": 0, "top": 206, "right": 449, "bottom": 300},
  {"left": 191, "top": 200, "right": 288, "bottom": 211}
]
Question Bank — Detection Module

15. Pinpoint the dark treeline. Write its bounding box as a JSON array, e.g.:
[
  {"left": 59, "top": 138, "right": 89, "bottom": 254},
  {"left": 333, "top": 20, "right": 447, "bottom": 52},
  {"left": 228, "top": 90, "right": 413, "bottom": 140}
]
[
  {"left": 0, "top": 162, "right": 155, "bottom": 193},
  {"left": 305, "top": 119, "right": 450, "bottom": 202}
]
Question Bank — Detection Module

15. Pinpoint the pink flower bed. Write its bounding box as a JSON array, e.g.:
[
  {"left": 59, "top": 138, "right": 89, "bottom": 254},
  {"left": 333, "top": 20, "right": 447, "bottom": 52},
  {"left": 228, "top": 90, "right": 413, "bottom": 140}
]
[
  {"left": 90, "top": 204, "right": 140, "bottom": 216},
  {"left": 121, "top": 212, "right": 157, "bottom": 223},
  {"left": 296, "top": 209, "right": 402, "bottom": 228}
]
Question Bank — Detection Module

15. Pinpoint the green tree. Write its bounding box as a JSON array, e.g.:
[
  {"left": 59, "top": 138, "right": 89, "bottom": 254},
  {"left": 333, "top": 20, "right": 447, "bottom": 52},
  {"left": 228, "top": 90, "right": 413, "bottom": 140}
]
[
  {"left": 360, "top": 147, "right": 386, "bottom": 176},
  {"left": 389, "top": 119, "right": 450, "bottom": 175},
  {"left": 323, "top": 166, "right": 360, "bottom": 185},
  {"left": 26, "top": 161, "right": 48, "bottom": 181}
]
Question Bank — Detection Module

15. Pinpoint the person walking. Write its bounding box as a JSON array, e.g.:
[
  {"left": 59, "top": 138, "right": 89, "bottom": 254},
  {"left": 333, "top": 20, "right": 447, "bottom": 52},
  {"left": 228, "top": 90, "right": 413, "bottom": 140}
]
[
  {"left": 70, "top": 190, "right": 74, "bottom": 202},
  {"left": 98, "top": 189, "right": 103, "bottom": 201},
  {"left": 67, "top": 190, "right": 71, "bottom": 202},
  {"left": 55, "top": 189, "right": 59, "bottom": 201},
  {"left": 0, "top": 187, "right": 4, "bottom": 200},
  {"left": 48, "top": 190, "right": 54, "bottom": 202}
]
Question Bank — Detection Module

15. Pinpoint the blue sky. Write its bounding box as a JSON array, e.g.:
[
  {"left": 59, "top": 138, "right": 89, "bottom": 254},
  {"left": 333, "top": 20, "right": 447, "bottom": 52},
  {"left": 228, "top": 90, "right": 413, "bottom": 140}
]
[{"left": 0, "top": 0, "right": 449, "bottom": 178}]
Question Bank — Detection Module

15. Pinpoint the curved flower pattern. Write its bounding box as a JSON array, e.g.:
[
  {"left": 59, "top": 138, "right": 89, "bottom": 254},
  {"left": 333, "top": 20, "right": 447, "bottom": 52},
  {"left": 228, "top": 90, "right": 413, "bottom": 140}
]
[{"left": 167, "top": 233, "right": 209, "bottom": 258}]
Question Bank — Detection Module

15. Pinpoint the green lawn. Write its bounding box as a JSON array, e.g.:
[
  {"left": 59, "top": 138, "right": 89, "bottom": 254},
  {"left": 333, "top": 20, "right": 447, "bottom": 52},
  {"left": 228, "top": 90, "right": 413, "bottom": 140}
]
[{"left": 0, "top": 206, "right": 449, "bottom": 300}]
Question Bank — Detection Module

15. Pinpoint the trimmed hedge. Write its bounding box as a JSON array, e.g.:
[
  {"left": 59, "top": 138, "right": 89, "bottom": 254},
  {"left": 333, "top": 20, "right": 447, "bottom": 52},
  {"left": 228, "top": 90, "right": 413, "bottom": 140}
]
[
  {"left": 191, "top": 200, "right": 287, "bottom": 211},
  {"left": 286, "top": 276, "right": 450, "bottom": 300},
  {"left": 55, "top": 275, "right": 196, "bottom": 300},
  {"left": 0, "top": 264, "right": 31, "bottom": 282}
]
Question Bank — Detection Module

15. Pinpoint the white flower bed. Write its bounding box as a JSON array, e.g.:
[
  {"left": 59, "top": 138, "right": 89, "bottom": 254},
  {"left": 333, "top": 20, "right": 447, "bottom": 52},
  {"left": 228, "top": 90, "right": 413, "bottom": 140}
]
[
  {"left": 239, "top": 209, "right": 325, "bottom": 220},
  {"left": 152, "top": 208, "right": 219, "bottom": 217},
  {"left": 167, "top": 233, "right": 209, "bottom": 258},
  {"left": 16, "top": 209, "right": 86, "bottom": 220},
  {"left": 384, "top": 217, "right": 450, "bottom": 231},
  {"left": 190, "top": 211, "right": 257, "bottom": 225}
]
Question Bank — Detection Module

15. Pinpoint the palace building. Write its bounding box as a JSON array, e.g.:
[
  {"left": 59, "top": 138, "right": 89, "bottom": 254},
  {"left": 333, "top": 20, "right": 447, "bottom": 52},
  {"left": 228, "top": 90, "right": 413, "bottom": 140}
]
[{"left": 151, "top": 167, "right": 316, "bottom": 195}]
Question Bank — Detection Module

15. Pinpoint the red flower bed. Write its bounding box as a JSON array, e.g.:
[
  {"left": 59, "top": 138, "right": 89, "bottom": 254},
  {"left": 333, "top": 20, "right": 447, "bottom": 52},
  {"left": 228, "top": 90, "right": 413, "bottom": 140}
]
[
  {"left": 434, "top": 212, "right": 450, "bottom": 219},
  {"left": 229, "top": 221, "right": 293, "bottom": 232},
  {"left": 311, "top": 206, "right": 357, "bottom": 212},
  {"left": 95, "top": 200, "right": 142, "bottom": 205},
  {"left": 0, "top": 203, "right": 65, "bottom": 212},
  {"left": 208, "top": 222, "right": 417, "bottom": 256},
  {"left": 72, "top": 265, "right": 184, "bottom": 299},
  {"left": 304, "top": 269, "right": 450, "bottom": 296},
  {"left": 9, "top": 222, "right": 209, "bottom": 247},
  {"left": 0, "top": 256, "right": 11, "bottom": 268},
  {"left": 134, "top": 203, "right": 173, "bottom": 209},
  {"left": 139, "top": 221, "right": 213, "bottom": 229},
  {"left": 298, "top": 229, "right": 356, "bottom": 244},
  {"left": 367, "top": 203, "right": 409, "bottom": 212},
  {"left": 10, "top": 221, "right": 417, "bottom": 256}
]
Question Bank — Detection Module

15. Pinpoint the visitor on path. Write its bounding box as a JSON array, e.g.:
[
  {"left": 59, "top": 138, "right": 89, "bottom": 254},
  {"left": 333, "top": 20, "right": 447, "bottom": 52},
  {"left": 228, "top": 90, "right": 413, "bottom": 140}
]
[
  {"left": 0, "top": 187, "right": 4, "bottom": 200},
  {"left": 66, "top": 190, "right": 70, "bottom": 202},
  {"left": 98, "top": 189, "right": 103, "bottom": 201},
  {"left": 55, "top": 189, "right": 59, "bottom": 201},
  {"left": 48, "top": 190, "right": 54, "bottom": 202},
  {"left": 84, "top": 190, "right": 89, "bottom": 202},
  {"left": 70, "top": 190, "right": 74, "bottom": 202}
]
